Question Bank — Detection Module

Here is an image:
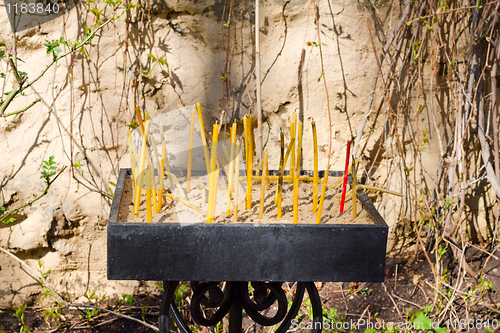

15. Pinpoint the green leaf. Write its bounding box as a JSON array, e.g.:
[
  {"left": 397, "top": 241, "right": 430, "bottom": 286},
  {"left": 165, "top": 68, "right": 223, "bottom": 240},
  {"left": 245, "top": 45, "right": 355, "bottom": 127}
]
[
  {"left": 416, "top": 103, "right": 425, "bottom": 114},
  {"left": 158, "top": 57, "right": 168, "bottom": 66},
  {"left": 147, "top": 53, "right": 157, "bottom": 63},
  {"left": 420, "top": 129, "right": 428, "bottom": 147},
  {"left": 0, "top": 207, "right": 5, "bottom": 212},
  {"left": 0, "top": 41, "right": 6, "bottom": 48},
  {"left": 126, "top": 3, "right": 141, "bottom": 9},
  {"left": 413, "top": 312, "right": 432, "bottom": 330},
  {"left": 104, "top": 0, "right": 121, "bottom": 5}
]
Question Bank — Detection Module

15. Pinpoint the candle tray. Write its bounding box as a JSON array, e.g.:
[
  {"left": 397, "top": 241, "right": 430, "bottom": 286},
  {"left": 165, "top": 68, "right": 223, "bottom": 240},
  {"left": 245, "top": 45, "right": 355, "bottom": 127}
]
[{"left": 107, "top": 168, "right": 388, "bottom": 282}]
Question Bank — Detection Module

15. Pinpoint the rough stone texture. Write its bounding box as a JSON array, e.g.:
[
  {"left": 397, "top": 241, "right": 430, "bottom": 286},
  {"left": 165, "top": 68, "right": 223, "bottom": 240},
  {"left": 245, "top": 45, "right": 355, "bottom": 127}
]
[
  {"left": 3, "top": 207, "right": 56, "bottom": 252},
  {"left": 62, "top": 201, "right": 84, "bottom": 224}
]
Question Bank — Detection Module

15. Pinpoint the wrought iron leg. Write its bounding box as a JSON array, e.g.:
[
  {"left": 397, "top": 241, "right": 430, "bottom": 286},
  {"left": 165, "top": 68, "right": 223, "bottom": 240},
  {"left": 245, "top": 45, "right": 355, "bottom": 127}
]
[{"left": 159, "top": 281, "right": 322, "bottom": 333}]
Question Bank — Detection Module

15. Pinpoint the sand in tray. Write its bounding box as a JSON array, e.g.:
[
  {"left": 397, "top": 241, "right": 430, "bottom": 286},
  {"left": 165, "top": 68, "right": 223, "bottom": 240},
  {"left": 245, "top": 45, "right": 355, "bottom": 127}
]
[{"left": 116, "top": 173, "right": 374, "bottom": 225}]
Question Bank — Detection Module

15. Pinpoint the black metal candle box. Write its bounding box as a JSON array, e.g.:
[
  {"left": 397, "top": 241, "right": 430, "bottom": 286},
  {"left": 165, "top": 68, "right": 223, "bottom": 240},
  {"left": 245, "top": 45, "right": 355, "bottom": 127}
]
[{"left": 107, "top": 168, "right": 388, "bottom": 332}]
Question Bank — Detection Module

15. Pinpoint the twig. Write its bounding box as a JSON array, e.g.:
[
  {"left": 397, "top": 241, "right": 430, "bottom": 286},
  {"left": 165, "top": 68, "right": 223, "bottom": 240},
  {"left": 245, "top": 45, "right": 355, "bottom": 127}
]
[
  {"left": 1, "top": 99, "right": 40, "bottom": 118},
  {"left": 382, "top": 283, "right": 402, "bottom": 320},
  {"left": 391, "top": 293, "right": 422, "bottom": 309}
]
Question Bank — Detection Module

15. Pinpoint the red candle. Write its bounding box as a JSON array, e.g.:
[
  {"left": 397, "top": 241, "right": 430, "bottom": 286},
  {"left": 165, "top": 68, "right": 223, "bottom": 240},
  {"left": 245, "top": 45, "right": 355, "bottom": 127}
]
[{"left": 340, "top": 140, "right": 351, "bottom": 213}]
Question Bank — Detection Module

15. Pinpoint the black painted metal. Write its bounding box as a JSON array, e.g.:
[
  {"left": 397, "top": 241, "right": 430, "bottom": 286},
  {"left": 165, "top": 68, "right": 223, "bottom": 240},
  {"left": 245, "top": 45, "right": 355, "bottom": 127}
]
[
  {"left": 159, "top": 281, "right": 322, "bottom": 333},
  {"left": 109, "top": 168, "right": 388, "bottom": 332},
  {"left": 108, "top": 170, "right": 387, "bottom": 282}
]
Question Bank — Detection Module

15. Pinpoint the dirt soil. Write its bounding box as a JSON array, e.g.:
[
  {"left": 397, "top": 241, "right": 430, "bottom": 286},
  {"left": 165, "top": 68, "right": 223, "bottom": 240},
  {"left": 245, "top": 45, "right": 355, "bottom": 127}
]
[
  {"left": 117, "top": 173, "right": 374, "bottom": 225},
  {"left": 2, "top": 247, "right": 499, "bottom": 332}
]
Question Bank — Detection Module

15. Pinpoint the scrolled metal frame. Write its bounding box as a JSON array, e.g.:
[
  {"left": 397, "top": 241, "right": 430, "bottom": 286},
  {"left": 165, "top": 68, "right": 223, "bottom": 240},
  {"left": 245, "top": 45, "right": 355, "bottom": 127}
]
[{"left": 159, "top": 281, "right": 323, "bottom": 333}]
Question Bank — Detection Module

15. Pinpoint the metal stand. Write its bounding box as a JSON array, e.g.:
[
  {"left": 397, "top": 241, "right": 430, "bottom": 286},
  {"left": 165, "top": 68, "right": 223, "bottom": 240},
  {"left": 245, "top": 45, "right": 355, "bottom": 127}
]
[{"left": 159, "top": 281, "right": 322, "bottom": 333}]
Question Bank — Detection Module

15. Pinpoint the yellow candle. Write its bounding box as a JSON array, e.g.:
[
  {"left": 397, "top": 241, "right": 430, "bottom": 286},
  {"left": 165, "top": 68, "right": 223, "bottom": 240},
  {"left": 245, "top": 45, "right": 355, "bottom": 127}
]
[
  {"left": 165, "top": 172, "right": 187, "bottom": 199},
  {"left": 187, "top": 108, "right": 196, "bottom": 193},
  {"left": 149, "top": 163, "right": 157, "bottom": 215},
  {"left": 227, "top": 123, "right": 237, "bottom": 215},
  {"left": 208, "top": 123, "right": 219, "bottom": 222},
  {"left": 293, "top": 166, "right": 299, "bottom": 224},
  {"left": 277, "top": 132, "right": 284, "bottom": 218},
  {"left": 241, "top": 175, "right": 328, "bottom": 182},
  {"left": 207, "top": 170, "right": 215, "bottom": 223},
  {"left": 207, "top": 167, "right": 220, "bottom": 223},
  {"left": 145, "top": 169, "right": 153, "bottom": 222},
  {"left": 259, "top": 152, "right": 268, "bottom": 219},
  {"left": 244, "top": 116, "right": 253, "bottom": 210},
  {"left": 211, "top": 122, "right": 219, "bottom": 172},
  {"left": 134, "top": 106, "right": 145, "bottom": 134},
  {"left": 134, "top": 120, "right": 151, "bottom": 218},
  {"left": 249, "top": 116, "right": 255, "bottom": 157},
  {"left": 233, "top": 142, "right": 241, "bottom": 222},
  {"left": 197, "top": 103, "right": 211, "bottom": 177},
  {"left": 312, "top": 121, "right": 319, "bottom": 213},
  {"left": 289, "top": 121, "right": 295, "bottom": 182},
  {"left": 315, "top": 169, "right": 329, "bottom": 224},
  {"left": 159, "top": 158, "right": 165, "bottom": 211},
  {"left": 283, "top": 138, "right": 296, "bottom": 169},
  {"left": 165, "top": 192, "right": 204, "bottom": 215},
  {"left": 297, "top": 121, "right": 303, "bottom": 171},
  {"left": 150, "top": 136, "right": 162, "bottom": 214},
  {"left": 356, "top": 185, "right": 402, "bottom": 197},
  {"left": 214, "top": 167, "right": 220, "bottom": 216},
  {"left": 127, "top": 131, "right": 137, "bottom": 192}
]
